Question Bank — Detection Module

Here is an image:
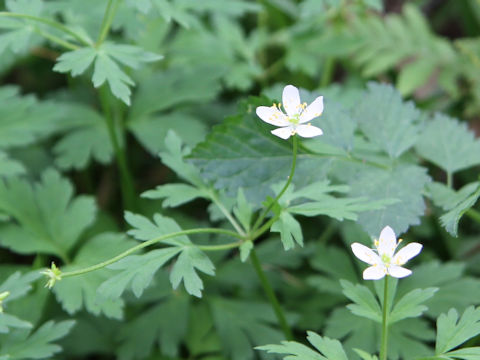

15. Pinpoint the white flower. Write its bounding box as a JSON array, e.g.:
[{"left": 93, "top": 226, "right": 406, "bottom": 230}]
[
  {"left": 256, "top": 85, "right": 324, "bottom": 140},
  {"left": 351, "top": 226, "right": 422, "bottom": 280}
]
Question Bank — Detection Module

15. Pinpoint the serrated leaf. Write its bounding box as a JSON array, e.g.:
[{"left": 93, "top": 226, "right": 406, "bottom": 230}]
[
  {"left": 415, "top": 113, "right": 480, "bottom": 174},
  {"left": 209, "top": 297, "right": 285, "bottom": 360},
  {"left": 258, "top": 331, "right": 349, "bottom": 360},
  {"left": 0, "top": 170, "right": 96, "bottom": 259},
  {"left": 397, "top": 58, "right": 435, "bottom": 96},
  {"left": 169, "top": 246, "right": 215, "bottom": 297},
  {"left": 348, "top": 164, "right": 430, "bottom": 236},
  {"left": 233, "top": 188, "right": 252, "bottom": 231},
  {"left": 271, "top": 211, "right": 303, "bottom": 250},
  {"left": 341, "top": 280, "right": 382, "bottom": 322},
  {"left": 98, "top": 247, "right": 181, "bottom": 299},
  {"left": 0, "top": 87, "right": 71, "bottom": 149},
  {"left": 389, "top": 288, "right": 438, "bottom": 324},
  {"left": 142, "top": 183, "right": 208, "bottom": 208},
  {"left": 54, "top": 43, "right": 162, "bottom": 105},
  {"left": 53, "top": 104, "right": 113, "bottom": 169},
  {"left": 0, "top": 313, "right": 32, "bottom": 334},
  {"left": 189, "top": 98, "right": 331, "bottom": 205},
  {"left": 53, "top": 233, "right": 135, "bottom": 319},
  {"left": 0, "top": 320, "right": 75, "bottom": 359},
  {"left": 355, "top": 82, "right": 422, "bottom": 158},
  {"left": 435, "top": 307, "right": 480, "bottom": 355},
  {"left": 117, "top": 294, "right": 189, "bottom": 359}
]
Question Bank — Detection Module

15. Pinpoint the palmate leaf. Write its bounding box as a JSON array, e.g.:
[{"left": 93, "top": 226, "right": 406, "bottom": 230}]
[
  {"left": 0, "top": 0, "right": 44, "bottom": 55},
  {"left": 354, "top": 82, "right": 422, "bottom": 158},
  {"left": 117, "top": 293, "right": 189, "bottom": 359},
  {"left": 209, "top": 297, "right": 285, "bottom": 360},
  {"left": 415, "top": 113, "right": 480, "bottom": 174},
  {"left": 0, "top": 170, "right": 96, "bottom": 259},
  {"left": 0, "top": 320, "right": 75, "bottom": 359},
  {"left": 53, "top": 233, "right": 136, "bottom": 319},
  {"left": 0, "top": 86, "right": 71, "bottom": 149},
  {"left": 189, "top": 98, "right": 332, "bottom": 206},
  {"left": 258, "top": 331, "right": 348, "bottom": 360},
  {"left": 428, "top": 182, "right": 480, "bottom": 236},
  {"left": 53, "top": 103, "right": 113, "bottom": 169},
  {"left": 53, "top": 43, "right": 162, "bottom": 105},
  {"left": 99, "top": 212, "right": 215, "bottom": 298}
]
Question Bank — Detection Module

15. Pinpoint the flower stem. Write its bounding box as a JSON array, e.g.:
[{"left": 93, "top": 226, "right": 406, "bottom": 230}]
[
  {"left": 62, "top": 228, "right": 243, "bottom": 278},
  {"left": 99, "top": 86, "right": 136, "bottom": 211},
  {"left": 252, "top": 135, "right": 298, "bottom": 232},
  {"left": 380, "top": 276, "right": 390, "bottom": 360},
  {"left": 209, "top": 191, "right": 246, "bottom": 236},
  {"left": 250, "top": 248, "right": 293, "bottom": 340},
  {"left": 320, "top": 57, "right": 335, "bottom": 87},
  {"left": 96, "top": 0, "right": 119, "bottom": 47}
]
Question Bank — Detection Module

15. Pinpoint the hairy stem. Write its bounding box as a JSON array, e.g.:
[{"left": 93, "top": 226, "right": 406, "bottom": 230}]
[
  {"left": 62, "top": 228, "right": 243, "bottom": 278},
  {"left": 250, "top": 248, "right": 293, "bottom": 340},
  {"left": 252, "top": 135, "right": 298, "bottom": 232},
  {"left": 99, "top": 86, "right": 136, "bottom": 210},
  {"left": 380, "top": 276, "right": 390, "bottom": 360}
]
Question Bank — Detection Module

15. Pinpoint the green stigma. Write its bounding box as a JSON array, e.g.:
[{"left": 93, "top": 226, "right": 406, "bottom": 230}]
[{"left": 381, "top": 253, "right": 391, "bottom": 264}]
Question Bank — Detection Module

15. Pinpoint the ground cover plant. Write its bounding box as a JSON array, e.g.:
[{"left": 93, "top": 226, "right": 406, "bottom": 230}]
[{"left": 0, "top": 0, "right": 480, "bottom": 359}]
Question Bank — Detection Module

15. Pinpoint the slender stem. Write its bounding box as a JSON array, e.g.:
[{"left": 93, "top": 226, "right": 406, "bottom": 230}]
[
  {"left": 447, "top": 171, "right": 453, "bottom": 188},
  {"left": 62, "top": 228, "right": 243, "bottom": 278},
  {"left": 320, "top": 57, "right": 335, "bottom": 87},
  {"left": 210, "top": 191, "right": 246, "bottom": 236},
  {"left": 380, "top": 276, "right": 390, "bottom": 360},
  {"left": 252, "top": 136, "right": 298, "bottom": 232},
  {"left": 0, "top": 12, "right": 91, "bottom": 46},
  {"left": 466, "top": 208, "right": 480, "bottom": 224},
  {"left": 99, "top": 86, "right": 136, "bottom": 210},
  {"left": 250, "top": 248, "right": 293, "bottom": 340},
  {"left": 32, "top": 27, "right": 79, "bottom": 50},
  {"left": 96, "top": 0, "right": 119, "bottom": 47}
]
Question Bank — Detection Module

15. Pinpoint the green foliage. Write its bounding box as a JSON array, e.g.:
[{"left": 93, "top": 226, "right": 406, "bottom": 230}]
[
  {"left": 258, "top": 331, "right": 348, "bottom": 360},
  {"left": 0, "top": 170, "right": 96, "bottom": 259},
  {"left": 54, "top": 43, "right": 162, "bottom": 105},
  {"left": 0, "top": 320, "right": 75, "bottom": 359},
  {"left": 416, "top": 114, "right": 480, "bottom": 174}
]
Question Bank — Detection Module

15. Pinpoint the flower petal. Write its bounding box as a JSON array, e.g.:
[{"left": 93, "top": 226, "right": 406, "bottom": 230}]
[
  {"left": 271, "top": 127, "right": 294, "bottom": 140},
  {"left": 393, "top": 243, "right": 422, "bottom": 265},
  {"left": 296, "top": 124, "right": 323, "bottom": 138},
  {"left": 282, "top": 85, "right": 301, "bottom": 117},
  {"left": 351, "top": 243, "right": 381, "bottom": 265},
  {"left": 363, "top": 265, "right": 386, "bottom": 280},
  {"left": 387, "top": 265, "right": 412, "bottom": 278},
  {"left": 256, "top": 106, "right": 289, "bottom": 127},
  {"left": 377, "top": 225, "right": 397, "bottom": 258},
  {"left": 299, "top": 96, "right": 324, "bottom": 123}
]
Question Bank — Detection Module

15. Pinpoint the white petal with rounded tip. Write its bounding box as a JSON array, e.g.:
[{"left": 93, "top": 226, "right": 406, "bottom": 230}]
[
  {"left": 351, "top": 243, "right": 381, "bottom": 265},
  {"left": 299, "top": 96, "right": 324, "bottom": 123},
  {"left": 363, "top": 265, "right": 386, "bottom": 280},
  {"left": 296, "top": 124, "right": 323, "bottom": 138},
  {"left": 377, "top": 226, "right": 397, "bottom": 258},
  {"left": 256, "top": 106, "right": 289, "bottom": 127},
  {"left": 282, "top": 85, "right": 301, "bottom": 117},
  {"left": 388, "top": 265, "right": 412, "bottom": 278},
  {"left": 393, "top": 243, "right": 422, "bottom": 265},
  {"left": 271, "top": 127, "right": 294, "bottom": 140}
]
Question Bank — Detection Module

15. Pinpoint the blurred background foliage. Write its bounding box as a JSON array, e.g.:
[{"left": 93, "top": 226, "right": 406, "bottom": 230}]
[{"left": 0, "top": 0, "right": 480, "bottom": 359}]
